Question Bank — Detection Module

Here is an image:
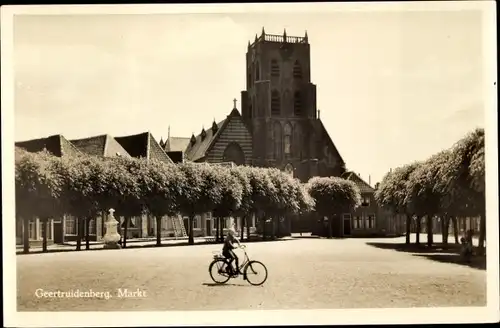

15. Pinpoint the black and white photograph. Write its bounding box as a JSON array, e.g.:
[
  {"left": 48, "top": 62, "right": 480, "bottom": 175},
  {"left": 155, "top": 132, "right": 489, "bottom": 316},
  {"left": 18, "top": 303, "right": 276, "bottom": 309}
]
[{"left": 2, "top": 2, "right": 498, "bottom": 327}]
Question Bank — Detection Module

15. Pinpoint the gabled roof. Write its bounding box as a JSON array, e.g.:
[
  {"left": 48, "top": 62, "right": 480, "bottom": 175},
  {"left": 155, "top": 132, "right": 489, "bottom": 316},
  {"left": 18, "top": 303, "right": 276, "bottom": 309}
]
[
  {"left": 184, "top": 107, "right": 243, "bottom": 162},
  {"left": 115, "top": 132, "right": 173, "bottom": 164},
  {"left": 342, "top": 171, "right": 374, "bottom": 193},
  {"left": 15, "top": 134, "right": 82, "bottom": 158},
  {"left": 165, "top": 137, "right": 190, "bottom": 152},
  {"left": 69, "top": 134, "right": 131, "bottom": 158},
  {"left": 313, "top": 119, "right": 346, "bottom": 166}
]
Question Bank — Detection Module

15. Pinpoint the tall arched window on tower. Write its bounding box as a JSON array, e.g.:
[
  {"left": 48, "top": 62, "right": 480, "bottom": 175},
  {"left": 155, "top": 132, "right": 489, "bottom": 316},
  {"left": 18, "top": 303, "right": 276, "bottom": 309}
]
[
  {"left": 284, "top": 123, "right": 292, "bottom": 155},
  {"left": 294, "top": 123, "right": 302, "bottom": 158},
  {"left": 293, "top": 60, "right": 302, "bottom": 79},
  {"left": 271, "top": 90, "right": 281, "bottom": 116},
  {"left": 271, "top": 59, "right": 280, "bottom": 77},
  {"left": 273, "top": 121, "right": 283, "bottom": 160},
  {"left": 255, "top": 61, "right": 260, "bottom": 81},
  {"left": 294, "top": 91, "right": 302, "bottom": 116}
]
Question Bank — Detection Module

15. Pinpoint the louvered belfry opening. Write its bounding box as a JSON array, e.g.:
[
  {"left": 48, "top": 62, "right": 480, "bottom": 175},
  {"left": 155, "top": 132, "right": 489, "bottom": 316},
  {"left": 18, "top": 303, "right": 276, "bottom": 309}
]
[
  {"left": 294, "top": 91, "right": 302, "bottom": 116},
  {"left": 271, "top": 59, "right": 280, "bottom": 77},
  {"left": 293, "top": 60, "right": 302, "bottom": 79}
]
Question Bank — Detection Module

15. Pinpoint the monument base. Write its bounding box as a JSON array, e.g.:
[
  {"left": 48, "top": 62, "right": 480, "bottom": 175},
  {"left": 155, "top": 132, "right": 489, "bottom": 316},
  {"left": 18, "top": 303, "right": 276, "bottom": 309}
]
[{"left": 103, "top": 242, "right": 121, "bottom": 249}]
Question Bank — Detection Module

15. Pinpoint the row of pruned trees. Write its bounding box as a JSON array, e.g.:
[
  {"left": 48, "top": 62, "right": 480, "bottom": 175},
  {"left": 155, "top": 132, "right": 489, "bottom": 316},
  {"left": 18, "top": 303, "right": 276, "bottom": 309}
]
[
  {"left": 15, "top": 147, "right": 362, "bottom": 253},
  {"left": 375, "top": 128, "right": 486, "bottom": 254}
]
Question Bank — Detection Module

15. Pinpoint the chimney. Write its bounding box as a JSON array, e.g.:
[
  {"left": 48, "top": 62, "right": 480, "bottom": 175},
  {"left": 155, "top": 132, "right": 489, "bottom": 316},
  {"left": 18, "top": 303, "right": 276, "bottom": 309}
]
[
  {"left": 369, "top": 175, "right": 371, "bottom": 186},
  {"left": 190, "top": 133, "right": 196, "bottom": 146},
  {"left": 317, "top": 109, "right": 320, "bottom": 119}
]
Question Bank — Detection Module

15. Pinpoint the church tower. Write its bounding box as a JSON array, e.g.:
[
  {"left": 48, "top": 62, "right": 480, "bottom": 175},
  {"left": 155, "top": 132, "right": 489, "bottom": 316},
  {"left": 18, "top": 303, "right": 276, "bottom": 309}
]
[{"left": 241, "top": 28, "right": 321, "bottom": 180}]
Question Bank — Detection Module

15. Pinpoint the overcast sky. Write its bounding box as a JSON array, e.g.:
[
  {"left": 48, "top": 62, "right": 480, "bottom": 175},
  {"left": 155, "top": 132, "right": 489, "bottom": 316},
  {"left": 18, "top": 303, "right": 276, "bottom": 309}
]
[{"left": 11, "top": 4, "right": 489, "bottom": 184}]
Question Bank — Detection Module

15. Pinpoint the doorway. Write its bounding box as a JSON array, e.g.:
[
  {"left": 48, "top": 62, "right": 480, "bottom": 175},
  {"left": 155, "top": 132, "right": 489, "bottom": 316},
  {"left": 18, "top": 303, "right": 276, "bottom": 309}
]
[
  {"left": 343, "top": 214, "right": 352, "bottom": 236},
  {"left": 205, "top": 219, "right": 212, "bottom": 236}
]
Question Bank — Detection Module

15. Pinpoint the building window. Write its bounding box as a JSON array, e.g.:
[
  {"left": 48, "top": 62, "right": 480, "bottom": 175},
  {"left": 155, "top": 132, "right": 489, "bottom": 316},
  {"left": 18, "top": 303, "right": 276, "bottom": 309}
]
[
  {"left": 284, "top": 123, "right": 292, "bottom": 155},
  {"left": 65, "top": 216, "right": 77, "bottom": 235},
  {"left": 354, "top": 216, "right": 363, "bottom": 229},
  {"left": 193, "top": 216, "right": 200, "bottom": 229},
  {"left": 255, "top": 61, "right": 260, "bottom": 81},
  {"left": 271, "top": 90, "right": 281, "bottom": 116},
  {"left": 366, "top": 214, "right": 375, "bottom": 229},
  {"left": 40, "top": 220, "right": 52, "bottom": 240},
  {"left": 273, "top": 121, "right": 283, "bottom": 160},
  {"left": 362, "top": 196, "right": 370, "bottom": 207},
  {"left": 86, "top": 218, "right": 95, "bottom": 235},
  {"left": 271, "top": 59, "right": 280, "bottom": 77},
  {"left": 294, "top": 91, "right": 302, "bottom": 116},
  {"left": 293, "top": 60, "right": 302, "bottom": 79}
]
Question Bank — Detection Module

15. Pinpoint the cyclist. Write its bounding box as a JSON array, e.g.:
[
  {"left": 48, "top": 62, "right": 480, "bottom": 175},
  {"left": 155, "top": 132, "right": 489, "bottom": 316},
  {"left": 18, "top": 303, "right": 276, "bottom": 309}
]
[{"left": 222, "top": 229, "right": 242, "bottom": 276}]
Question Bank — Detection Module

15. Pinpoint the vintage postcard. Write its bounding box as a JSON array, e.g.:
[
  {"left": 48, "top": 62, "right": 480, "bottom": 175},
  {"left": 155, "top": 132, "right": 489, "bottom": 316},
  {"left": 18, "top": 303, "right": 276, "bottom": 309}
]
[{"left": 2, "top": 2, "right": 498, "bottom": 327}]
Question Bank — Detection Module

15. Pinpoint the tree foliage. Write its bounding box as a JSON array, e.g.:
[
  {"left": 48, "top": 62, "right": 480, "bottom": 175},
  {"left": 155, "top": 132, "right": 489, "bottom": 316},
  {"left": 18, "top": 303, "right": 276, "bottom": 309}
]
[
  {"left": 306, "top": 176, "right": 361, "bottom": 217},
  {"left": 375, "top": 128, "right": 486, "bottom": 248}
]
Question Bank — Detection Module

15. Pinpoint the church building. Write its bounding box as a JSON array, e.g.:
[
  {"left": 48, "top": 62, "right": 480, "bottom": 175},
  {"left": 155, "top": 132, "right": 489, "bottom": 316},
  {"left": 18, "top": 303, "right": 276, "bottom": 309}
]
[{"left": 166, "top": 28, "right": 346, "bottom": 182}]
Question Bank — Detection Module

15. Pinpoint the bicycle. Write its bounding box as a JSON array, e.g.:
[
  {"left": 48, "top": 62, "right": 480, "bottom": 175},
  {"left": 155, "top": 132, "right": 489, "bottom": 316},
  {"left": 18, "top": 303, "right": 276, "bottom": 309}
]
[{"left": 208, "top": 245, "right": 268, "bottom": 286}]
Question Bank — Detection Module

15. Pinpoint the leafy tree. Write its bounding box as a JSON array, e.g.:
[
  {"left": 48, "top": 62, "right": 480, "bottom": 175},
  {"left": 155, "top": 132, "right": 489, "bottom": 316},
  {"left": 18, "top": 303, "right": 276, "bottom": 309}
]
[
  {"left": 375, "top": 163, "right": 420, "bottom": 244},
  {"left": 438, "top": 128, "right": 485, "bottom": 251},
  {"left": 307, "top": 177, "right": 361, "bottom": 238},
  {"left": 176, "top": 163, "right": 224, "bottom": 245},
  {"left": 405, "top": 151, "right": 451, "bottom": 247},
  {"left": 59, "top": 155, "right": 109, "bottom": 251},
  {"left": 244, "top": 167, "right": 278, "bottom": 240},
  {"left": 101, "top": 157, "right": 143, "bottom": 249},
  {"left": 265, "top": 168, "right": 300, "bottom": 238},
  {"left": 141, "top": 160, "right": 185, "bottom": 246},
  {"left": 229, "top": 166, "right": 253, "bottom": 241},
  {"left": 15, "top": 149, "right": 65, "bottom": 253},
  {"left": 211, "top": 165, "right": 243, "bottom": 242}
]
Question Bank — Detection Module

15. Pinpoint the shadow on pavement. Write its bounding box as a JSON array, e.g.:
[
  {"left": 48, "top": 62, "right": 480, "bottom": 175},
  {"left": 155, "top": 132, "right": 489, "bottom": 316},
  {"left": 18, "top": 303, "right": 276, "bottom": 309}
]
[
  {"left": 413, "top": 254, "right": 486, "bottom": 270},
  {"left": 202, "top": 282, "right": 254, "bottom": 287},
  {"left": 366, "top": 242, "right": 462, "bottom": 254},
  {"left": 366, "top": 242, "right": 486, "bottom": 270}
]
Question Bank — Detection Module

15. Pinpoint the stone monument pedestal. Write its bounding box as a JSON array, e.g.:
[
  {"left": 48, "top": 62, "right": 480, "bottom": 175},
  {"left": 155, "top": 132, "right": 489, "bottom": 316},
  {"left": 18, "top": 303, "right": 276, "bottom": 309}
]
[{"left": 103, "top": 208, "right": 121, "bottom": 249}]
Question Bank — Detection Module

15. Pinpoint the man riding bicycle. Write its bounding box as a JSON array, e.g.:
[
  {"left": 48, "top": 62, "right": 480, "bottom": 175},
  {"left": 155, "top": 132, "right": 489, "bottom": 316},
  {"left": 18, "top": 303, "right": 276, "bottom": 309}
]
[{"left": 223, "top": 229, "right": 242, "bottom": 275}]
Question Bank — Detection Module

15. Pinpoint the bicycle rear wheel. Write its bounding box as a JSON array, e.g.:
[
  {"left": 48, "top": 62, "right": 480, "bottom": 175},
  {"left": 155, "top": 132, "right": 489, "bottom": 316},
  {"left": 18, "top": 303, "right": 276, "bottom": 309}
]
[
  {"left": 244, "top": 260, "right": 268, "bottom": 286},
  {"left": 209, "top": 259, "right": 231, "bottom": 284}
]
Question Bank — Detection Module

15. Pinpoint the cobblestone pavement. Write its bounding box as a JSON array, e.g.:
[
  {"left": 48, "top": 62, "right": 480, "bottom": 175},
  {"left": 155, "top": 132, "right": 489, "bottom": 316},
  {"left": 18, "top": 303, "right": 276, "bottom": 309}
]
[{"left": 16, "top": 237, "right": 486, "bottom": 311}]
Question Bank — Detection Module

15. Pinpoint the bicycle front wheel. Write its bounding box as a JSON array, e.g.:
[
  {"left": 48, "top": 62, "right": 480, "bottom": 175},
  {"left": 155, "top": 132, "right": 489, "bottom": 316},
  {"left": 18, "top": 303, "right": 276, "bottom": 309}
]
[
  {"left": 244, "top": 260, "right": 268, "bottom": 286},
  {"left": 209, "top": 259, "right": 231, "bottom": 284}
]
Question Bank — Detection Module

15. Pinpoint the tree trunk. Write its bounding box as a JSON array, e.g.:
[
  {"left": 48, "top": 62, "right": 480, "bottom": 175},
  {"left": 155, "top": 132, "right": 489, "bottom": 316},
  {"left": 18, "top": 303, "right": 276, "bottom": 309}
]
[
  {"left": 405, "top": 214, "right": 411, "bottom": 244},
  {"left": 452, "top": 216, "right": 459, "bottom": 244},
  {"left": 188, "top": 215, "right": 195, "bottom": 245},
  {"left": 328, "top": 216, "right": 333, "bottom": 239},
  {"left": 42, "top": 218, "right": 48, "bottom": 253},
  {"left": 214, "top": 217, "right": 219, "bottom": 242},
  {"left": 426, "top": 215, "right": 433, "bottom": 247},
  {"left": 123, "top": 216, "right": 129, "bottom": 248},
  {"left": 271, "top": 217, "right": 276, "bottom": 239},
  {"left": 155, "top": 216, "right": 162, "bottom": 246},
  {"left": 478, "top": 214, "right": 486, "bottom": 255},
  {"left": 246, "top": 216, "right": 251, "bottom": 242},
  {"left": 85, "top": 217, "right": 91, "bottom": 250},
  {"left": 415, "top": 216, "right": 421, "bottom": 245},
  {"left": 262, "top": 216, "right": 267, "bottom": 240},
  {"left": 219, "top": 217, "right": 224, "bottom": 241},
  {"left": 442, "top": 216, "right": 450, "bottom": 245},
  {"left": 76, "top": 218, "right": 83, "bottom": 251},
  {"left": 240, "top": 216, "right": 245, "bottom": 240},
  {"left": 23, "top": 217, "right": 30, "bottom": 254}
]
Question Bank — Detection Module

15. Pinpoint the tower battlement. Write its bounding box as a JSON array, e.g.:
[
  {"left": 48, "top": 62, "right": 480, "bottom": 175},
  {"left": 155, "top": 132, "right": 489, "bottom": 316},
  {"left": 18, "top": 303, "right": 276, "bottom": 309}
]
[{"left": 249, "top": 28, "right": 309, "bottom": 48}]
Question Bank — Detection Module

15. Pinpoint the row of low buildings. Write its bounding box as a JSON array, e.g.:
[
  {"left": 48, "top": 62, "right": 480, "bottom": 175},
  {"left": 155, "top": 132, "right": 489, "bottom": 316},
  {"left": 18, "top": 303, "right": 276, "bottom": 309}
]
[{"left": 15, "top": 130, "right": 258, "bottom": 247}]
